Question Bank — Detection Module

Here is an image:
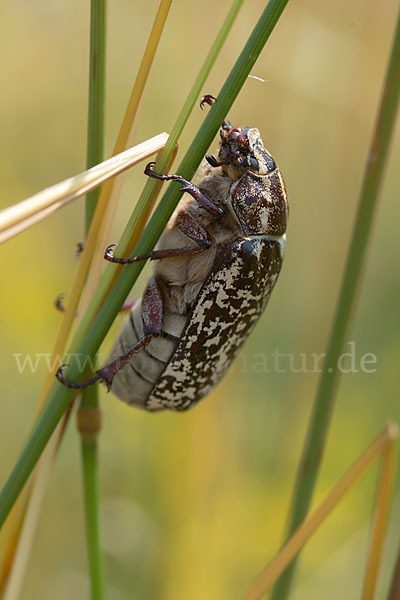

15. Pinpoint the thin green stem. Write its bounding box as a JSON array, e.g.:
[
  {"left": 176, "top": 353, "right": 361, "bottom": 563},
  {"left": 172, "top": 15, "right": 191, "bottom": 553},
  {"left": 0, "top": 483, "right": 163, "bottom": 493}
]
[
  {"left": 80, "top": 0, "right": 107, "bottom": 598},
  {"left": 80, "top": 388, "right": 105, "bottom": 600},
  {"left": 85, "top": 0, "right": 107, "bottom": 233},
  {"left": 271, "top": 8, "right": 400, "bottom": 599},
  {"left": 0, "top": 0, "right": 290, "bottom": 529}
]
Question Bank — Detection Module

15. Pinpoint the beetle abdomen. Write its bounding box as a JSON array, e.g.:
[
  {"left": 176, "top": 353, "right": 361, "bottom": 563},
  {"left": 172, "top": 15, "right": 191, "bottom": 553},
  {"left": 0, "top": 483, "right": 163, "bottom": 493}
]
[
  {"left": 146, "top": 235, "right": 285, "bottom": 412},
  {"left": 107, "top": 300, "right": 188, "bottom": 408}
]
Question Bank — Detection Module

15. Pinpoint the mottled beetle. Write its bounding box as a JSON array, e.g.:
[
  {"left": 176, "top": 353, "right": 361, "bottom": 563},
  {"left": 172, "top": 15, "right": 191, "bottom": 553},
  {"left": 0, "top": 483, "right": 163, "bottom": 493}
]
[{"left": 57, "top": 96, "right": 288, "bottom": 411}]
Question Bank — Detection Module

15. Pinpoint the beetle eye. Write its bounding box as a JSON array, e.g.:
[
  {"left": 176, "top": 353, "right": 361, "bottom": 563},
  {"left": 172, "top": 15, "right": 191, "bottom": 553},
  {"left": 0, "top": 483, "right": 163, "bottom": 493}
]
[{"left": 250, "top": 156, "right": 259, "bottom": 169}]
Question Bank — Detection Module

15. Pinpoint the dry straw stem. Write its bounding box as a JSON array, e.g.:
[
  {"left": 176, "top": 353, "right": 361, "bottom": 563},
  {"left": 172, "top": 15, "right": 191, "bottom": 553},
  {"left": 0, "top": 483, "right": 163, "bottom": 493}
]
[
  {"left": 362, "top": 426, "right": 397, "bottom": 600},
  {"left": 0, "top": 134, "right": 167, "bottom": 245},
  {"left": 84, "top": 0, "right": 173, "bottom": 288},
  {"left": 243, "top": 423, "right": 399, "bottom": 600}
]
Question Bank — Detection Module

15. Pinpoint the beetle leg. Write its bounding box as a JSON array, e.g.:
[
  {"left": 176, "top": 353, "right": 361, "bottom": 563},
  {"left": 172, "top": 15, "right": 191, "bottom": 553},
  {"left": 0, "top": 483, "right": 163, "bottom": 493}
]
[
  {"left": 54, "top": 292, "right": 131, "bottom": 319},
  {"left": 199, "top": 94, "right": 232, "bottom": 131},
  {"left": 56, "top": 277, "right": 164, "bottom": 390},
  {"left": 105, "top": 210, "right": 212, "bottom": 265},
  {"left": 144, "top": 162, "right": 224, "bottom": 216},
  {"left": 54, "top": 293, "right": 66, "bottom": 312},
  {"left": 76, "top": 242, "right": 84, "bottom": 258},
  {"left": 105, "top": 241, "right": 210, "bottom": 264},
  {"left": 200, "top": 94, "right": 216, "bottom": 110},
  {"left": 54, "top": 293, "right": 79, "bottom": 317},
  {"left": 175, "top": 209, "right": 212, "bottom": 244},
  {"left": 105, "top": 204, "right": 213, "bottom": 266}
]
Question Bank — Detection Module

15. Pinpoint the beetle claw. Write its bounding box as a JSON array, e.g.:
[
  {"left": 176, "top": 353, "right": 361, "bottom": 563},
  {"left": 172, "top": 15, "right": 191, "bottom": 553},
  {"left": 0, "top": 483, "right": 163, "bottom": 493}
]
[
  {"left": 54, "top": 293, "right": 66, "bottom": 312},
  {"left": 144, "top": 162, "right": 157, "bottom": 176},
  {"left": 56, "top": 364, "right": 101, "bottom": 389},
  {"left": 104, "top": 243, "right": 117, "bottom": 260},
  {"left": 200, "top": 94, "right": 216, "bottom": 110},
  {"left": 76, "top": 242, "right": 84, "bottom": 258}
]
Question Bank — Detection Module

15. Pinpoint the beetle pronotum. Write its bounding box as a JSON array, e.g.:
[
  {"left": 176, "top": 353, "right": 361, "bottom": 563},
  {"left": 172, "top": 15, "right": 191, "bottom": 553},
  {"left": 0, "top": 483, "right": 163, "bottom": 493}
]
[{"left": 57, "top": 96, "right": 289, "bottom": 412}]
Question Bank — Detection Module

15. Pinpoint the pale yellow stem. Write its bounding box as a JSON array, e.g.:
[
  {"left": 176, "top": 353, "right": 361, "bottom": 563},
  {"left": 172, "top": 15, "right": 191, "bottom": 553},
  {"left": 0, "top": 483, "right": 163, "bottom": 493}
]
[
  {"left": 243, "top": 423, "right": 399, "bottom": 600},
  {"left": 115, "top": 0, "right": 172, "bottom": 152},
  {"left": 361, "top": 430, "right": 397, "bottom": 600}
]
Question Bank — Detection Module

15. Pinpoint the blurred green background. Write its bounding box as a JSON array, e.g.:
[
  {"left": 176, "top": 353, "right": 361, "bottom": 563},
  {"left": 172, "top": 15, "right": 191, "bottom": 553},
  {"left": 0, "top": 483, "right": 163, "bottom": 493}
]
[{"left": 0, "top": 0, "right": 399, "bottom": 598}]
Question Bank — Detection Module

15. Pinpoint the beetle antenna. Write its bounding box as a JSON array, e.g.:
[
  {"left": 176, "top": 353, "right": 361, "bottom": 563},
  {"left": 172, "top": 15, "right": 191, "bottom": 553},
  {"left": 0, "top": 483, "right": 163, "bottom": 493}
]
[{"left": 205, "top": 150, "right": 240, "bottom": 169}]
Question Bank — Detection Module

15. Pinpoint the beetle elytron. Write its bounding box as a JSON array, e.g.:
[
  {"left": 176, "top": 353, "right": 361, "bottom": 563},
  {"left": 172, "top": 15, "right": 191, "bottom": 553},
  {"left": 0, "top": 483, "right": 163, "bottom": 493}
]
[{"left": 57, "top": 96, "right": 289, "bottom": 411}]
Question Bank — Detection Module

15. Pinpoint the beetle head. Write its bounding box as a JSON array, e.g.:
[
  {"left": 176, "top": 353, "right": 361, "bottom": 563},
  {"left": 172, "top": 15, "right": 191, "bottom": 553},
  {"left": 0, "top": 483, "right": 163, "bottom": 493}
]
[
  {"left": 206, "top": 125, "right": 276, "bottom": 180},
  {"left": 221, "top": 127, "right": 288, "bottom": 237}
]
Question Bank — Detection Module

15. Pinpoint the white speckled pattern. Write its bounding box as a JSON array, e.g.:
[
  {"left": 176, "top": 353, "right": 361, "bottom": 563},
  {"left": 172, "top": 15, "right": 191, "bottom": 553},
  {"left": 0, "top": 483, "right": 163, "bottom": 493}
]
[{"left": 146, "top": 236, "right": 284, "bottom": 411}]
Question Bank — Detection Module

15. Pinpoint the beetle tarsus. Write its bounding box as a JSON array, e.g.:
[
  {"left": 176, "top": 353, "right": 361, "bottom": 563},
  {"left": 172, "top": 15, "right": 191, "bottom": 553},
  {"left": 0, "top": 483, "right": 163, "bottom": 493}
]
[
  {"left": 54, "top": 294, "right": 78, "bottom": 317},
  {"left": 56, "top": 364, "right": 101, "bottom": 389},
  {"left": 104, "top": 244, "right": 122, "bottom": 262},
  {"left": 105, "top": 242, "right": 211, "bottom": 264},
  {"left": 200, "top": 94, "right": 216, "bottom": 110},
  {"left": 105, "top": 243, "right": 145, "bottom": 264},
  {"left": 76, "top": 242, "right": 84, "bottom": 258},
  {"left": 54, "top": 293, "right": 66, "bottom": 312},
  {"left": 199, "top": 94, "right": 232, "bottom": 132},
  {"left": 99, "top": 334, "right": 156, "bottom": 390},
  {"left": 56, "top": 334, "right": 156, "bottom": 391},
  {"left": 144, "top": 162, "right": 223, "bottom": 216}
]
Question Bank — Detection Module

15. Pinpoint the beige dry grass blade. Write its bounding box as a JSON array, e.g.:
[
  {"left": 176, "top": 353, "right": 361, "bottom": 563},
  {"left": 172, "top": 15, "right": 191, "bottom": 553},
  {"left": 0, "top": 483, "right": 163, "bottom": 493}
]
[
  {"left": 114, "top": 0, "right": 172, "bottom": 153},
  {"left": 362, "top": 430, "right": 397, "bottom": 600},
  {"left": 0, "top": 134, "right": 168, "bottom": 245},
  {"left": 243, "top": 423, "right": 399, "bottom": 600}
]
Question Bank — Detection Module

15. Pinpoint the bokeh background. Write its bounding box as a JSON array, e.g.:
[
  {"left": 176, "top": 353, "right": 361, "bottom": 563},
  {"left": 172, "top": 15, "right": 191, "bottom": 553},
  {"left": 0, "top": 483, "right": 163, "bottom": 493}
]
[{"left": 0, "top": 1, "right": 399, "bottom": 598}]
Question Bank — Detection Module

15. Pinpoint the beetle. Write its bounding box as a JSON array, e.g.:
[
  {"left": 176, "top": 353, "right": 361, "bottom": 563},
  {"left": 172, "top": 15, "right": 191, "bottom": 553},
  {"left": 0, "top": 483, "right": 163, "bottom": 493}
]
[{"left": 57, "top": 96, "right": 288, "bottom": 411}]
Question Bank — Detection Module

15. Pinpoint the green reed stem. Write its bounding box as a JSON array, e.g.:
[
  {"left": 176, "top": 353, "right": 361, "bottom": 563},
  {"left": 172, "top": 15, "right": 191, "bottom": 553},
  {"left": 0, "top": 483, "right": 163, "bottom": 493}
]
[
  {"left": 0, "top": 0, "right": 290, "bottom": 529},
  {"left": 80, "top": 0, "right": 107, "bottom": 598},
  {"left": 80, "top": 387, "right": 106, "bottom": 600},
  {"left": 271, "top": 8, "right": 400, "bottom": 599},
  {"left": 85, "top": 0, "right": 107, "bottom": 233}
]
